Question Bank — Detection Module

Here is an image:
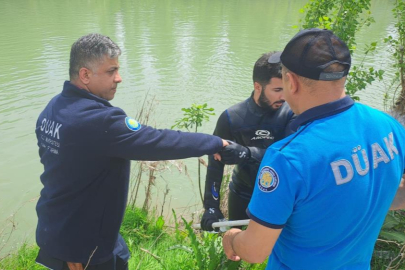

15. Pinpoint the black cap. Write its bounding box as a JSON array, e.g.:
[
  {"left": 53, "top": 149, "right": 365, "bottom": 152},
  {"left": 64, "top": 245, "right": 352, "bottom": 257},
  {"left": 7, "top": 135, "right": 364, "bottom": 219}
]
[{"left": 271, "top": 28, "right": 351, "bottom": 81}]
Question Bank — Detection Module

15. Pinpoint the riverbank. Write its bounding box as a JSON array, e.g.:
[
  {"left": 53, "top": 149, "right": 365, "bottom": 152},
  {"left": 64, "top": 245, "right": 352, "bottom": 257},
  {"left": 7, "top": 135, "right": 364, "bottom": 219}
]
[
  {"left": 1, "top": 207, "right": 404, "bottom": 269},
  {"left": 0, "top": 207, "right": 261, "bottom": 270}
]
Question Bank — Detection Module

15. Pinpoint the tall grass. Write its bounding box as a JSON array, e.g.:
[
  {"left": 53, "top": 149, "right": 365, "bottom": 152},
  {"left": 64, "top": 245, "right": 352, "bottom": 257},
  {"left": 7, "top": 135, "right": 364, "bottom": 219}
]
[
  {"left": 1, "top": 207, "right": 405, "bottom": 269},
  {"left": 123, "top": 208, "right": 267, "bottom": 270},
  {"left": 0, "top": 243, "right": 41, "bottom": 270}
]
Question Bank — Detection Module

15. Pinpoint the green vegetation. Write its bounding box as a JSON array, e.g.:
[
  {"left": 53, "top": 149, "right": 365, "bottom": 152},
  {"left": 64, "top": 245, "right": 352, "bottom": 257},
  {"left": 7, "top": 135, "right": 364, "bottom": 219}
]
[
  {"left": 298, "top": 0, "right": 384, "bottom": 100},
  {"left": 120, "top": 208, "right": 268, "bottom": 269},
  {"left": 1, "top": 207, "right": 405, "bottom": 269},
  {"left": 171, "top": 104, "right": 215, "bottom": 133},
  {"left": 172, "top": 103, "right": 216, "bottom": 204},
  {"left": 371, "top": 211, "right": 405, "bottom": 269},
  {"left": 0, "top": 243, "right": 41, "bottom": 270},
  {"left": 385, "top": 0, "right": 405, "bottom": 117},
  {"left": 3, "top": 1, "right": 405, "bottom": 270},
  {"left": 0, "top": 208, "right": 266, "bottom": 270}
]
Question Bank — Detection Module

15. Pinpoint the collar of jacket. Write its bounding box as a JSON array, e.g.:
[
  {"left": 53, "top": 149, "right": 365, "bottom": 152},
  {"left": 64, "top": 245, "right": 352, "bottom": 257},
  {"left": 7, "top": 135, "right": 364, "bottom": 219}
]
[
  {"left": 61, "top": 80, "right": 113, "bottom": 107},
  {"left": 290, "top": 95, "right": 354, "bottom": 132}
]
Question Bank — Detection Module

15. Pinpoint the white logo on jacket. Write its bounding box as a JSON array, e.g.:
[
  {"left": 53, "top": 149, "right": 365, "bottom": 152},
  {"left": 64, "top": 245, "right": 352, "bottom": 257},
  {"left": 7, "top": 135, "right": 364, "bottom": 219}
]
[
  {"left": 251, "top": 130, "right": 274, "bottom": 140},
  {"left": 40, "top": 118, "right": 62, "bottom": 139},
  {"left": 331, "top": 132, "right": 399, "bottom": 185}
]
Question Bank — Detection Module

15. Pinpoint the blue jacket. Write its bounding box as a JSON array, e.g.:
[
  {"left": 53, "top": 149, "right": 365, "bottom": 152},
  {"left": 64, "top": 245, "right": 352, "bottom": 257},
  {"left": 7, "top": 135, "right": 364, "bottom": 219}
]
[
  {"left": 35, "top": 81, "right": 223, "bottom": 264},
  {"left": 249, "top": 96, "right": 405, "bottom": 269}
]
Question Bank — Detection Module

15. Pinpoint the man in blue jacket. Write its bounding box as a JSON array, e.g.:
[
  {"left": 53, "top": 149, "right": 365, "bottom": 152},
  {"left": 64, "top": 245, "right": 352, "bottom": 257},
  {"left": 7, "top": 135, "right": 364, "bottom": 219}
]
[
  {"left": 35, "top": 33, "right": 228, "bottom": 270},
  {"left": 222, "top": 28, "right": 405, "bottom": 269}
]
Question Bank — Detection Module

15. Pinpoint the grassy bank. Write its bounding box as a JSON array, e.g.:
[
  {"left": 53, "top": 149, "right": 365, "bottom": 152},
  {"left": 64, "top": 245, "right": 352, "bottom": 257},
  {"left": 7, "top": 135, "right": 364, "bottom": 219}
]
[
  {"left": 0, "top": 207, "right": 404, "bottom": 269},
  {"left": 0, "top": 207, "right": 264, "bottom": 270}
]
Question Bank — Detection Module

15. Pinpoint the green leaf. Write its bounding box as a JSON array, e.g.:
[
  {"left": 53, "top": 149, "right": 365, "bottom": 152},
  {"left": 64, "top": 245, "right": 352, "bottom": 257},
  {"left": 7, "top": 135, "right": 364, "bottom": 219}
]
[
  {"left": 382, "top": 214, "right": 399, "bottom": 230},
  {"left": 379, "top": 231, "right": 405, "bottom": 243},
  {"left": 172, "top": 209, "right": 182, "bottom": 243},
  {"left": 156, "top": 216, "right": 165, "bottom": 230},
  {"left": 182, "top": 217, "right": 204, "bottom": 269}
]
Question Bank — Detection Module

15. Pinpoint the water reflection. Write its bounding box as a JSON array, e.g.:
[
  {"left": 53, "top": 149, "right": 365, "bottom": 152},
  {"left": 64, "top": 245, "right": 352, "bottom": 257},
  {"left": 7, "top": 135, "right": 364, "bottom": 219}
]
[{"left": 0, "top": 0, "right": 398, "bottom": 251}]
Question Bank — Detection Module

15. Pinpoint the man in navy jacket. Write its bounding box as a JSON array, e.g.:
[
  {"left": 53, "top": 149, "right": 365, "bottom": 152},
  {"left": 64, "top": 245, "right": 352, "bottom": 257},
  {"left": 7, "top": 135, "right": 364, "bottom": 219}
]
[{"left": 35, "top": 33, "right": 228, "bottom": 270}]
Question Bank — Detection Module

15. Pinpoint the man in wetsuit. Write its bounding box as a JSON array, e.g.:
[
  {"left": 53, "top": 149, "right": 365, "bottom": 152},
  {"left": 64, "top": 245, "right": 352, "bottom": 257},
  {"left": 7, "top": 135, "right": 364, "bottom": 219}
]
[{"left": 200, "top": 52, "right": 294, "bottom": 231}]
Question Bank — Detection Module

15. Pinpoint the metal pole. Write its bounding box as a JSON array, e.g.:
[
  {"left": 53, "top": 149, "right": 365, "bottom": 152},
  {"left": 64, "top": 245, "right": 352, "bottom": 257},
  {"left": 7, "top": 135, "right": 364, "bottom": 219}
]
[{"left": 192, "top": 219, "right": 250, "bottom": 230}]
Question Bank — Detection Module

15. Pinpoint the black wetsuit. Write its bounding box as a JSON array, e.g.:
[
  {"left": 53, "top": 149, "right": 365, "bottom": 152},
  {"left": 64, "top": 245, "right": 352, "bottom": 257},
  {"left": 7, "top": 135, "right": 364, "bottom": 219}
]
[{"left": 204, "top": 93, "right": 294, "bottom": 221}]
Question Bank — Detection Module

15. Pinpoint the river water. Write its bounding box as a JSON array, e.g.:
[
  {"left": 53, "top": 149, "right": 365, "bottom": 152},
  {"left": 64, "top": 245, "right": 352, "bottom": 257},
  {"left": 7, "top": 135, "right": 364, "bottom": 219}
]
[{"left": 0, "top": 0, "right": 398, "bottom": 251}]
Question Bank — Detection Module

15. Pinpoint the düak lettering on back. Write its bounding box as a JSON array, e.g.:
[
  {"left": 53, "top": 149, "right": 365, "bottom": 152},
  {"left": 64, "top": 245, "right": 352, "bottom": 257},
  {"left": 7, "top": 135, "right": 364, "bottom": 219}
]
[{"left": 331, "top": 132, "right": 398, "bottom": 185}]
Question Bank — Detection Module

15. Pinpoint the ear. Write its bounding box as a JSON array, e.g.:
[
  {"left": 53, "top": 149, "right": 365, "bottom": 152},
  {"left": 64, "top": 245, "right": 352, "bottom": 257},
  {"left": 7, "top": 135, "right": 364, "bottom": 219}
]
[
  {"left": 78, "top": 67, "right": 92, "bottom": 85},
  {"left": 253, "top": 81, "right": 262, "bottom": 93},
  {"left": 252, "top": 81, "right": 263, "bottom": 103},
  {"left": 286, "top": 72, "right": 299, "bottom": 95}
]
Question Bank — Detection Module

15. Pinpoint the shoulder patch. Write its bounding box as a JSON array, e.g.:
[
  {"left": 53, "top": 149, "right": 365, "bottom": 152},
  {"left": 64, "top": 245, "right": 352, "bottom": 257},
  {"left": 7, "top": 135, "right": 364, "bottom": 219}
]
[
  {"left": 258, "top": 166, "right": 279, "bottom": 192},
  {"left": 211, "top": 183, "right": 219, "bottom": 200},
  {"left": 125, "top": 117, "right": 141, "bottom": 131}
]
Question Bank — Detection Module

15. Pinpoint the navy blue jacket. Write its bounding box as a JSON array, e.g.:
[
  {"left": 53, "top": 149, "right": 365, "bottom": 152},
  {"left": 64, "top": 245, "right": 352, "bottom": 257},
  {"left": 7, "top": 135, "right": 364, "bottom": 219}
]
[{"left": 35, "top": 81, "right": 223, "bottom": 264}]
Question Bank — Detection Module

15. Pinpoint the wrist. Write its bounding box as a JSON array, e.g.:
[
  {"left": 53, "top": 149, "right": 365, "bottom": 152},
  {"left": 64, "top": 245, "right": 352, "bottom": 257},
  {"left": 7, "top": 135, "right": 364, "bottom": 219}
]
[
  {"left": 228, "top": 229, "right": 242, "bottom": 251},
  {"left": 245, "top": 146, "right": 252, "bottom": 160}
]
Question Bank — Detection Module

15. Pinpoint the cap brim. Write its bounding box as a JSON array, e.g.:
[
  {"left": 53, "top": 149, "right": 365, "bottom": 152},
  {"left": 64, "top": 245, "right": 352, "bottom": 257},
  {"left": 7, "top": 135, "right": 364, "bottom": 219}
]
[{"left": 267, "top": 51, "right": 282, "bottom": 64}]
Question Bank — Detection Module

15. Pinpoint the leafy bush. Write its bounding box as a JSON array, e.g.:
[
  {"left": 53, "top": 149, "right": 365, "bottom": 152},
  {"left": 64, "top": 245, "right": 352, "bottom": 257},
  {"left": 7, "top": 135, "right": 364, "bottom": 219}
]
[
  {"left": 172, "top": 103, "right": 216, "bottom": 204},
  {"left": 298, "top": 0, "right": 384, "bottom": 100}
]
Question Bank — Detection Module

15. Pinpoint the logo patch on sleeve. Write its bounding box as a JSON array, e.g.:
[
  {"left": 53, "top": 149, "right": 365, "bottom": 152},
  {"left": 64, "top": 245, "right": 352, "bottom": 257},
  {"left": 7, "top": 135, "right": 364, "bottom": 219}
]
[
  {"left": 125, "top": 117, "right": 141, "bottom": 131},
  {"left": 211, "top": 183, "right": 219, "bottom": 200},
  {"left": 258, "top": 166, "right": 279, "bottom": 192}
]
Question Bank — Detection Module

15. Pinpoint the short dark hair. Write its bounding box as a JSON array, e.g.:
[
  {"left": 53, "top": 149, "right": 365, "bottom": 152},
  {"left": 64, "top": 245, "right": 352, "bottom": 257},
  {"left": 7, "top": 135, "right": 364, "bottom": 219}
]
[
  {"left": 253, "top": 51, "right": 282, "bottom": 86},
  {"left": 69, "top": 33, "right": 121, "bottom": 80}
]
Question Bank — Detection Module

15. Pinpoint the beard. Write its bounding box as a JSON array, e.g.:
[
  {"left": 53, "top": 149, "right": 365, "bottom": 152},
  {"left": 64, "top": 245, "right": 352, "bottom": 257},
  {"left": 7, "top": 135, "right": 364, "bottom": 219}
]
[{"left": 258, "top": 89, "right": 285, "bottom": 112}]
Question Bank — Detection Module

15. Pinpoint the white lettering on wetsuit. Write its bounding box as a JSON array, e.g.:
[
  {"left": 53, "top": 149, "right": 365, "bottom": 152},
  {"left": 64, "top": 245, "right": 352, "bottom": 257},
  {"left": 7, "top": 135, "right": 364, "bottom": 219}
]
[
  {"left": 251, "top": 130, "right": 274, "bottom": 140},
  {"left": 331, "top": 132, "right": 398, "bottom": 185}
]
